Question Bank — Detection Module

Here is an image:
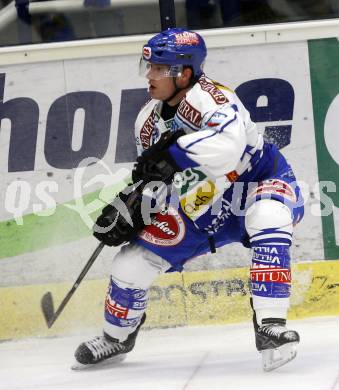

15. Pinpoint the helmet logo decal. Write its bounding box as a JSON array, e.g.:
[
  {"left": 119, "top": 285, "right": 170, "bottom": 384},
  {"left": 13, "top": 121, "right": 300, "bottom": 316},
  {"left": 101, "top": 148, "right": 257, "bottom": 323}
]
[
  {"left": 175, "top": 32, "right": 199, "bottom": 45},
  {"left": 143, "top": 46, "right": 152, "bottom": 60}
]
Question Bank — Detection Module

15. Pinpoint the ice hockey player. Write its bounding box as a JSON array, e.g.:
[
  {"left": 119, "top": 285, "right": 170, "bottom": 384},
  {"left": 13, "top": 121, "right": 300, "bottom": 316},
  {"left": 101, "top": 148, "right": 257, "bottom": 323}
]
[{"left": 73, "top": 27, "right": 304, "bottom": 372}]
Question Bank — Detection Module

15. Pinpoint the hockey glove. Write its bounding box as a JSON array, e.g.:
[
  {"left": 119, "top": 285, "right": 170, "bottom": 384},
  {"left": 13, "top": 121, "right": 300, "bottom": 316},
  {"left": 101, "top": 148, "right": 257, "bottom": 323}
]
[
  {"left": 132, "top": 130, "right": 185, "bottom": 185},
  {"left": 93, "top": 184, "right": 146, "bottom": 247}
]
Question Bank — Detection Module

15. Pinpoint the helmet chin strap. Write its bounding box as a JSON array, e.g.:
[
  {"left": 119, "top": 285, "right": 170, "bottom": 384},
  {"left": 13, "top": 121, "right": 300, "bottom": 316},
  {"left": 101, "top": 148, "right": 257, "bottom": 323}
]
[
  {"left": 163, "top": 77, "right": 183, "bottom": 104},
  {"left": 163, "top": 71, "right": 198, "bottom": 104}
]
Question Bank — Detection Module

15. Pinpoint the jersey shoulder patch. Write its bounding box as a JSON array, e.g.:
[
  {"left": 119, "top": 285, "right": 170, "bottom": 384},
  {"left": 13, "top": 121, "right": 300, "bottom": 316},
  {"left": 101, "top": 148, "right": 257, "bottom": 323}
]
[
  {"left": 135, "top": 99, "right": 159, "bottom": 150},
  {"left": 198, "top": 75, "right": 230, "bottom": 105}
]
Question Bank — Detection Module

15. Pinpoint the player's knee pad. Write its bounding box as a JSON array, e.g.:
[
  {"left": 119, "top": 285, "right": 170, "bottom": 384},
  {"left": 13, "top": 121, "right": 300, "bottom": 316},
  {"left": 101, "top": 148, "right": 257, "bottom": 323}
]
[
  {"left": 245, "top": 199, "right": 293, "bottom": 304},
  {"left": 104, "top": 243, "right": 170, "bottom": 340},
  {"left": 111, "top": 243, "right": 171, "bottom": 289},
  {"left": 245, "top": 199, "right": 293, "bottom": 245}
]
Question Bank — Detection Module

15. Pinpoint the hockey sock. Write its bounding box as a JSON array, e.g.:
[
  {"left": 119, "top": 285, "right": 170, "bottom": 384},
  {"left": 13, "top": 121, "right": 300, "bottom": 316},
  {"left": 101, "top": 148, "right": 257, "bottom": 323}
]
[{"left": 104, "top": 277, "right": 148, "bottom": 341}]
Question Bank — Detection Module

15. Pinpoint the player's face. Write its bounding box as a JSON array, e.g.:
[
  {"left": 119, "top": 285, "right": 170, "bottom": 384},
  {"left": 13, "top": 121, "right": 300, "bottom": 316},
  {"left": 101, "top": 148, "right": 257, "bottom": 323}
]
[{"left": 146, "top": 64, "right": 177, "bottom": 101}]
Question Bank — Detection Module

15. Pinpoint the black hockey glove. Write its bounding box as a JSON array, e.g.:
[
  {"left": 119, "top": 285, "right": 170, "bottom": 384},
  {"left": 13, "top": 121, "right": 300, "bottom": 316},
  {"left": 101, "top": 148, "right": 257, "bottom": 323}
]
[
  {"left": 94, "top": 130, "right": 185, "bottom": 247},
  {"left": 132, "top": 130, "right": 185, "bottom": 185},
  {"left": 93, "top": 184, "right": 146, "bottom": 247}
]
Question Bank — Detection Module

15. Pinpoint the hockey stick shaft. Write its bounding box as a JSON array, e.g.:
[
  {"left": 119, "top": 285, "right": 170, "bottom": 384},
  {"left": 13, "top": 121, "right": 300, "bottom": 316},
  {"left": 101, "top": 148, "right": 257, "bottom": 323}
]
[
  {"left": 41, "top": 176, "right": 152, "bottom": 328},
  {"left": 41, "top": 241, "right": 105, "bottom": 328}
]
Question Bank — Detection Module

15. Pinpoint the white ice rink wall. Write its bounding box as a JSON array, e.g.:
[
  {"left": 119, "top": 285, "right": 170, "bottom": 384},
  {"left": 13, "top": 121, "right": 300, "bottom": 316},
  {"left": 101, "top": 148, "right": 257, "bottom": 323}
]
[{"left": 0, "top": 21, "right": 339, "bottom": 340}]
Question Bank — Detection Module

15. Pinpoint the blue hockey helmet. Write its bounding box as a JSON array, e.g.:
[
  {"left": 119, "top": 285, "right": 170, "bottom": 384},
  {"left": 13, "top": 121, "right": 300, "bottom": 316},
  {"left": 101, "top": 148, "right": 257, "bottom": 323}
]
[{"left": 140, "top": 28, "right": 207, "bottom": 79}]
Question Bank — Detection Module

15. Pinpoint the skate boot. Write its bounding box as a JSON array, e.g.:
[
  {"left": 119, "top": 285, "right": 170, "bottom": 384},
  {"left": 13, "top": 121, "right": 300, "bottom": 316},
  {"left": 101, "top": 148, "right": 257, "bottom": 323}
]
[
  {"left": 72, "top": 314, "right": 146, "bottom": 370},
  {"left": 253, "top": 315, "right": 300, "bottom": 371}
]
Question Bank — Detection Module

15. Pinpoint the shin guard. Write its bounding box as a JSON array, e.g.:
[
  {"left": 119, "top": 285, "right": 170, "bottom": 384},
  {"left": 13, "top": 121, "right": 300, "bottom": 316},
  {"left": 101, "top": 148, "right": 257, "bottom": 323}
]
[{"left": 246, "top": 200, "right": 293, "bottom": 323}]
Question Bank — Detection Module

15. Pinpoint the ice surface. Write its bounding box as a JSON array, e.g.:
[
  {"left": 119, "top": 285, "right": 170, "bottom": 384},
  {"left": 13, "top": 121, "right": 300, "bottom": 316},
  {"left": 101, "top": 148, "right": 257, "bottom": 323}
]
[{"left": 0, "top": 316, "right": 338, "bottom": 390}]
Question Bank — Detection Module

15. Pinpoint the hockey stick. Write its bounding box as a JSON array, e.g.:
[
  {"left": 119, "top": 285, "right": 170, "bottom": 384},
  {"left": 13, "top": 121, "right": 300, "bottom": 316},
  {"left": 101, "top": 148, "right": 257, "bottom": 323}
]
[
  {"left": 40, "top": 182, "right": 142, "bottom": 328},
  {"left": 41, "top": 242, "right": 105, "bottom": 328}
]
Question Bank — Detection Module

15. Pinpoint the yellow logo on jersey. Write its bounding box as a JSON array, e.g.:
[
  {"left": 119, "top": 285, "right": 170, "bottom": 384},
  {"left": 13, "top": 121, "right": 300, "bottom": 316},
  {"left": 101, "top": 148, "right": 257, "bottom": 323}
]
[
  {"left": 212, "top": 80, "right": 234, "bottom": 93},
  {"left": 180, "top": 180, "right": 218, "bottom": 219}
]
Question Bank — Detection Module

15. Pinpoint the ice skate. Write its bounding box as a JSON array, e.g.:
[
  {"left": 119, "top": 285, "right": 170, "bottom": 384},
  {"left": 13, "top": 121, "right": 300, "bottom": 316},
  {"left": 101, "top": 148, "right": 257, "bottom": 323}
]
[
  {"left": 254, "top": 316, "right": 300, "bottom": 371},
  {"left": 72, "top": 314, "right": 145, "bottom": 370}
]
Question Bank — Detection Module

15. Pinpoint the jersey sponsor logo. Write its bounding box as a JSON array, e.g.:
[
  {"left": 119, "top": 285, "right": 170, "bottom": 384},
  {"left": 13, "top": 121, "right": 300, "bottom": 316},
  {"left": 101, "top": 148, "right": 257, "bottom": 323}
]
[
  {"left": 105, "top": 297, "right": 129, "bottom": 319},
  {"left": 177, "top": 99, "right": 202, "bottom": 128},
  {"left": 250, "top": 267, "right": 291, "bottom": 283},
  {"left": 173, "top": 168, "right": 207, "bottom": 196},
  {"left": 252, "top": 245, "right": 282, "bottom": 265},
  {"left": 254, "top": 245, "right": 279, "bottom": 254},
  {"left": 206, "top": 197, "right": 232, "bottom": 233},
  {"left": 180, "top": 180, "right": 217, "bottom": 219},
  {"left": 252, "top": 255, "right": 281, "bottom": 265},
  {"left": 140, "top": 109, "right": 156, "bottom": 149},
  {"left": 132, "top": 300, "right": 147, "bottom": 310},
  {"left": 251, "top": 281, "right": 291, "bottom": 298},
  {"left": 139, "top": 205, "right": 186, "bottom": 246},
  {"left": 105, "top": 315, "right": 140, "bottom": 328},
  {"left": 251, "top": 282, "right": 268, "bottom": 293},
  {"left": 143, "top": 46, "right": 152, "bottom": 60},
  {"left": 226, "top": 170, "right": 239, "bottom": 183},
  {"left": 199, "top": 76, "right": 228, "bottom": 105},
  {"left": 249, "top": 179, "right": 297, "bottom": 203},
  {"left": 175, "top": 31, "right": 199, "bottom": 45}
]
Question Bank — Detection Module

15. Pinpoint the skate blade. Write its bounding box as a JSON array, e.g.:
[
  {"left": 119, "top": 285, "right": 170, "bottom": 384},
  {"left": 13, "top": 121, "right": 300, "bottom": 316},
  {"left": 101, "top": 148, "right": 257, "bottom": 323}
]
[
  {"left": 71, "top": 353, "right": 127, "bottom": 371},
  {"left": 261, "top": 342, "right": 298, "bottom": 372}
]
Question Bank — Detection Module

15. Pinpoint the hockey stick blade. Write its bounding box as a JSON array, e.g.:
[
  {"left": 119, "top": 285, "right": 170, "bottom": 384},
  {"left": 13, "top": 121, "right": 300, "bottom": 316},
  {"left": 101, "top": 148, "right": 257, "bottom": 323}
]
[
  {"left": 40, "top": 242, "right": 105, "bottom": 329},
  {"left": 41, "top": 291, "right": 55, "bottom": 328}
]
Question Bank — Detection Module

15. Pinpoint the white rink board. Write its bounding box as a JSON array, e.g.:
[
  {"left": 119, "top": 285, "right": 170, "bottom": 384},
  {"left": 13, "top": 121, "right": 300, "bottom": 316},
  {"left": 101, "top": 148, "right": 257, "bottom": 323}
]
[{"left": 0, "top": 40, "right": 323, "bottom": 286}]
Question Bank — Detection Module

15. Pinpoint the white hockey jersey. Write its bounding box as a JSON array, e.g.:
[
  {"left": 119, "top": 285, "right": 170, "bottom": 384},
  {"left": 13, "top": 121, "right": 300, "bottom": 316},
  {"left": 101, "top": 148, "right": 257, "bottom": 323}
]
[
  {"left": 135, "top": 74, "right": 263, "bottom": 179},
  {"left": 134, "top": 74, "right": 264, "bottom": 227}
]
